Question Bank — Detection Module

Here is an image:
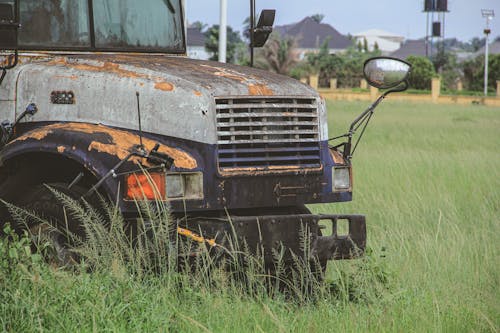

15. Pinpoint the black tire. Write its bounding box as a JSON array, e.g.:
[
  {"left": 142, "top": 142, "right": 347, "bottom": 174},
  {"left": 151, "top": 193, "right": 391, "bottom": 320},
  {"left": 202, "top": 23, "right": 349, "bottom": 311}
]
[{"left": 14, "top": 183, "right": 90, "bottom": 267}]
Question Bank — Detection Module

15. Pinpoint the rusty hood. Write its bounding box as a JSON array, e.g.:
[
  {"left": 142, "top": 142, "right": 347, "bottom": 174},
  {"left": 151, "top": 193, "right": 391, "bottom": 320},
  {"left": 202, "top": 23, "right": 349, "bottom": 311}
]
[
  {"left": 12, "top": 54, "right": 321, "bottom": 145},
  {"left": 69, "top": 54, "right": 317, "bottom": 97}
]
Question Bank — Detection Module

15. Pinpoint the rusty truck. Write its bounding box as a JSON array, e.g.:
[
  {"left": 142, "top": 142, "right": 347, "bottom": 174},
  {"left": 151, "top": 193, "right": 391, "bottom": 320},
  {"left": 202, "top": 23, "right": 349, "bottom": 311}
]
[{"left": 0, "top": 0, "right": 411, "bottom": 271}]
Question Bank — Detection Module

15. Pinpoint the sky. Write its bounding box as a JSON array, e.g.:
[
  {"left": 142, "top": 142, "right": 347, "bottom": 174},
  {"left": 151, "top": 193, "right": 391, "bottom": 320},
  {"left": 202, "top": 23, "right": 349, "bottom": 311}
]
[{"left": 185, "top": 0, "right": 500, "bottom": 42}]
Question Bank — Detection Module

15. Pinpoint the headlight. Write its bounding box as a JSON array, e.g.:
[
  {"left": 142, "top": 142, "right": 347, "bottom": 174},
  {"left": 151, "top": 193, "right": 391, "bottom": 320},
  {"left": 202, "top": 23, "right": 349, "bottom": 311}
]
[
  {"left": 332, "top": 167, "right": 351, "bottom": 191},
  {"left": 166, "top": 172, "right": 204, "bottom": 199}
]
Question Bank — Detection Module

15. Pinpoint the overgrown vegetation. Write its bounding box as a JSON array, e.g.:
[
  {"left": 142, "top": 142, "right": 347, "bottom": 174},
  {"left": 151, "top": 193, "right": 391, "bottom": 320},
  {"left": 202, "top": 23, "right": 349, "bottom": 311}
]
[
  {"left": 1, "top": 101, "right": 498, "bottom": 331},
  {"left": 406, "top": 55, "right": 436, "bottom": 90}
]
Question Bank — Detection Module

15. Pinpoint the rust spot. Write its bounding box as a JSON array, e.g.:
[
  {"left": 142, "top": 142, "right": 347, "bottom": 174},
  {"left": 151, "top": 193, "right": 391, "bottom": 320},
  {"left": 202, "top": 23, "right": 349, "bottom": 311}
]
[
  {"left": 48, "top": 57, "right": 175, "bottom": 91},
  {"left": 248, "top": 84, "right": 274, "bottom": 96},
  {"left": 52, "top": 75, "right": 78, "bottom": 81},
  {"left": 219, "top": 164, "right": 322, "bottom": 177},
  {"left": 14, "top": 123, "right": 197, "bottom": 169},
  {"left": 199, "top": 64, "right": 250, "bottom": 83},
  {"left": 193, "top": 90, "right": 202, "bottom": 96},
  {"left": 329, "top": 148, "right": 346, "bottom": 165},
  {"left": 154, "top": 81, "right": 174, "bottom": 91},
  {"left": 57, "top": 146, "right": 65, "bottom": 153},
  {"left": 15, "top": 129, "right": 51, "bottom": 141}
]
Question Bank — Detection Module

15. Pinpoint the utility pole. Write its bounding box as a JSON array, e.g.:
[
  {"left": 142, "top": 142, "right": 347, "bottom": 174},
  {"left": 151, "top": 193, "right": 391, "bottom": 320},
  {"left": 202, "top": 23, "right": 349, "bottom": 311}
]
[
  {"left": 218, "top": 0, "right": 227, "bottom": 63},
  {"left": 482, "top": 9, "right": 494, "bottom": 96}
]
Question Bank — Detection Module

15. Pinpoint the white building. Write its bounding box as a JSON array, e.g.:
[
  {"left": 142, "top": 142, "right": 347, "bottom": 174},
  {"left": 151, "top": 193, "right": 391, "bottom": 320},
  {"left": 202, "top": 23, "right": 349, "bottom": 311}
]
[
  {"left": 353, "top": 29, "right": 404, "bottom": 54},
  {"left": 186, "top": 27, "right": 211, "bottom": 60}
]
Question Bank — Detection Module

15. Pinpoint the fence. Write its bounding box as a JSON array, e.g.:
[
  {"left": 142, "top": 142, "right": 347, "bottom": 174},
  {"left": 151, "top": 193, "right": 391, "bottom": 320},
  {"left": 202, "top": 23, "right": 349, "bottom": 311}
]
[{"left": 304, "top": 75, "right": 500, "bottom": 107}]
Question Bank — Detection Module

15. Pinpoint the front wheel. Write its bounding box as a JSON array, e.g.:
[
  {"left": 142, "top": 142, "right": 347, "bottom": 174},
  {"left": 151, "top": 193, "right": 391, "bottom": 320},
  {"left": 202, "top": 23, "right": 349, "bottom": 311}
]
[{"left": 12, "top": 183, "right": 90, "bottom": 267}]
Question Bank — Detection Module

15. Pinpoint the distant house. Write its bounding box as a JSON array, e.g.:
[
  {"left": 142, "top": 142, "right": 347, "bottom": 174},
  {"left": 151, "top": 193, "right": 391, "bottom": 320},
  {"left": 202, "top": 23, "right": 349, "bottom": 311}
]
[
  {"left": 274, "top": 16, "right": 352, "bottom": 58},
  {"left": 390, "top": 39, "right": 432, "bottom": 59},
  {"left": 475, "top": 40, "right": 500, "bottom": 56},
  {"left": 352, "top": 29, "right": 404, "bottom": 55},
  {"left": 186, "top": 27, "right": 211, "bottom": 60}
]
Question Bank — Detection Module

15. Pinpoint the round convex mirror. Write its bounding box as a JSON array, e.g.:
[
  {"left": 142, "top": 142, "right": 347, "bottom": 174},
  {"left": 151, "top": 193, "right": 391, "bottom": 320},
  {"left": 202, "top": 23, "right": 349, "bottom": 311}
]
[{"left": 363, "top": 57, "right": 411, "bottom": 89}]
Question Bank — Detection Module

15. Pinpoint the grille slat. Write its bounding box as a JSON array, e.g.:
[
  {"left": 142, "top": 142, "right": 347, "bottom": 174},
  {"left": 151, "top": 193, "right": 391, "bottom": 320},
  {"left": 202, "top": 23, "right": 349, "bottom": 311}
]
[
  {"left": 217, "top": 121, "right": 315, "bottom": 127},
  {"left": 217, "top": 138, "right": 319, "bottom": 144},
  {"left": 216, "top": 97, "right": 321, "bottom": 172},
  {"left": 218, "top": 146, "right": 320, "bottom": 154},
  {"left": 219, "top": 155, "right": 321, "bottom": 163},
  {"left": 216, "top": 112, "right": 318, "bottom": 119},
  {"left": 217, "top": 130, "right": 318, "bottom": 136},
  {"left": 216, "top": 103, "right": 316, "bottom": 110}
]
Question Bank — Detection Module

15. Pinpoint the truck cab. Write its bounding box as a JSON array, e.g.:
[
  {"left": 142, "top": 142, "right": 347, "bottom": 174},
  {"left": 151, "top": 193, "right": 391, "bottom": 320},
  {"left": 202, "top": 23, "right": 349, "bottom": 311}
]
[{"left": 0, "top": 0, "right": 375, "bottom": 270}]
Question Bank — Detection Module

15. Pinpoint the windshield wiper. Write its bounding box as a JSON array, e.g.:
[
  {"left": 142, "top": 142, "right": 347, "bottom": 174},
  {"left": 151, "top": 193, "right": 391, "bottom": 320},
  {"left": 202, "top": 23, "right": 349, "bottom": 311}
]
[{"left": 163, "top": 0, "right": 176, "bottom": 14}]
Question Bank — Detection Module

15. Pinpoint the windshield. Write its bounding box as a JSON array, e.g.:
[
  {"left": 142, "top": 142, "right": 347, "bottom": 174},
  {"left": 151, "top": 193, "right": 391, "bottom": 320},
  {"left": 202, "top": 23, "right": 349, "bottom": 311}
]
[{"left": 14, "top": 0, "right": 185, "bottom": 53}]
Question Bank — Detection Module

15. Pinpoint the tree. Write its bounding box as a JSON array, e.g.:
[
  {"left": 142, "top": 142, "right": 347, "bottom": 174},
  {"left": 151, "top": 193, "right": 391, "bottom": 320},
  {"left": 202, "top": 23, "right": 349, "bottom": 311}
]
[
  {"left": 190, "top": 21, "right": 207, "bottom": 31},
  {"left": 305, "top": 40, "right": 344, "bottom": 87},
  {"left": 242, "top": 16, "right": 257, "bottom": 42},
  {"left": 356, "top": 40, "right": 363, "bottom": 52},
  {"left": 373, "top": 41, "right": 379, "bottom": 52},
  {"left": 469, "top": 37, "right": 485, "bottom": 52},
  {"left": 440, "top": 52, "right": 462, "bottom": 91},
  {"left": 294, "top": 40, "right": 381, "bottom": 88},
  {"left": 431, "top": 43, "right": 449, "bottom": 73},
  {"left": 406, "top": 55, "right": 436, "bottom": 90},
  {"left": 363, "top": 38, "right": 368, "bottom": 53},
  {"left": 256, "top": 33, "right": 299, "bottom": 75},
  {"left": 462, "top": 54, "right": 500, "bottom": 92},
  {"left": 204, "top": 25, "right": 244, "bottom": 63},
  {"left": 310, "top": 14, "right": 324, "bottom": 23}
]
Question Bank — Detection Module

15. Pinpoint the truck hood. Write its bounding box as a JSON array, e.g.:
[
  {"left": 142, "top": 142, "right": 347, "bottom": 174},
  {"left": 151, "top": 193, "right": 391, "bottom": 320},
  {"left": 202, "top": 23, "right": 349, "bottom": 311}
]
[
  {"left": 69, "top": 54, "right": 317, "bottom": 97},
  {"left": 13, "top": 54, "right": 323, "bottom": 145}
]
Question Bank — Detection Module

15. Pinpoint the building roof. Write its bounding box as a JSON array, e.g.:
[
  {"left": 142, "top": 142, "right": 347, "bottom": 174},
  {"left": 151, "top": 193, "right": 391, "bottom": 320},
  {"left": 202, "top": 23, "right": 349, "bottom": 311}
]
[
  {"left": 390, "top": 39, "right": 433, "bottom": 59},
  {"left": 475, "top": 40, "right": 500, "bottom": 56},
  {"left": 274, "top": 17, "right": 352, "bottom": 50},
  {"left": 186, "top": 27, "right": 206, "bottom": 47},
  {"left": 353, "top": 29, "right": 403, "bottom": 39}
]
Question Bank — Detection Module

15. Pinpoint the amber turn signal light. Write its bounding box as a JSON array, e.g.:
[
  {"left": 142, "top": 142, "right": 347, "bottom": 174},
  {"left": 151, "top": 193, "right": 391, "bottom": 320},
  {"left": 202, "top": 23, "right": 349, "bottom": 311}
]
[{"left": 126, "top": 173, "right": 166, "bottom": 200}]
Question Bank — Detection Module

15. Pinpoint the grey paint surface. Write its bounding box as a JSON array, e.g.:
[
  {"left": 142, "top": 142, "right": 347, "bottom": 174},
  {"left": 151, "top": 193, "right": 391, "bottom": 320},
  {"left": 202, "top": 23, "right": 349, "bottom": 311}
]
[{"left": 0, "top": 53, "right": 328, "bottom": 145}]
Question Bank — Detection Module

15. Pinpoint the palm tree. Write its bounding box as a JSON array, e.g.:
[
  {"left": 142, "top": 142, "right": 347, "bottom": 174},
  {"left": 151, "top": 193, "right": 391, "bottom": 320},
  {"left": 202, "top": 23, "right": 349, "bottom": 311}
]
[{"left": 256, "top": 33, "right": 299, "bottom": 75}]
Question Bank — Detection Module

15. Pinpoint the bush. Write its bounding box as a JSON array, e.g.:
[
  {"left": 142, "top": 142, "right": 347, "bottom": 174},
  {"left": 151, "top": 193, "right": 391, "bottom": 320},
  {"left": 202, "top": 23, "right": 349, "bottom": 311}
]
[
  {"left": 462, "top": 54, "right": 500, "bottom": 92},
  {"left": 406, "top": 56, "right": 436, "bottom": 90}
]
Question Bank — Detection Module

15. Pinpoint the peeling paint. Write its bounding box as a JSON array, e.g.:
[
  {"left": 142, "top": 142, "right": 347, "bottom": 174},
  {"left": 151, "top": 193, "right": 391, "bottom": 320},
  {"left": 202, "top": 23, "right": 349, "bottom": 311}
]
[
  {"left": 199, "top": 64, "right": 252, "bottom": 83},
  {"left": 47, "top": 57, "right": 175, "bottom": 91},
  {"left": 57, "top": 146, "right": 65, "bottom": 153},
  {"left": 13, "top": 123, "right": 197, "bottom": 169},
  {"left": 248, "top": 83, "right": 274, "bottom": 96},
  {"left": 219, "top": 164, "right": 323, "bottom": 177},
  {"left": 52, "top": 75, "right": 78, "bottom": 80},
  {"left": 154, "top": 81, "right": 174, "bottom": 91},
  {"left": 329, "top": 149, "right": 346, "bottom": 165}
]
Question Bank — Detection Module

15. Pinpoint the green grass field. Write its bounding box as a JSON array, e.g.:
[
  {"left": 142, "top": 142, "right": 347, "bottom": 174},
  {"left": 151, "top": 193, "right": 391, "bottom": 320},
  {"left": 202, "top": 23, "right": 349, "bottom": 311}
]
[{"left": 1, "top": 100, "right": 499, "bottom": 332}]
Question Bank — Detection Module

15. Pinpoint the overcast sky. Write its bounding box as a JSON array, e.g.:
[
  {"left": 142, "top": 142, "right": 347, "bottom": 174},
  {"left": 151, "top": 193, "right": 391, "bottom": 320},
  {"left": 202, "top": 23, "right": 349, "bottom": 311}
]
[{"left": 186, "top": 0, "right": 500, "bottom": 42}]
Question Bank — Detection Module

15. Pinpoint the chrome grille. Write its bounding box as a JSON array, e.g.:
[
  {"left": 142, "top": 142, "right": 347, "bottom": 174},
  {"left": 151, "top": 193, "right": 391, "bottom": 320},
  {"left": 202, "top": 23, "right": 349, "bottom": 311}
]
[{"left": 215, "top": 97, "right": 321, "bottom": 172}]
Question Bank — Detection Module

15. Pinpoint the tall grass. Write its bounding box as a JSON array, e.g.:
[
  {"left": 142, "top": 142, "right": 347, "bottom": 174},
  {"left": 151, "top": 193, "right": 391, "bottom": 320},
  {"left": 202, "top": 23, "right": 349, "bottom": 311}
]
[{"left": 0, "top": 100, "right": 498, "bottom": 332}]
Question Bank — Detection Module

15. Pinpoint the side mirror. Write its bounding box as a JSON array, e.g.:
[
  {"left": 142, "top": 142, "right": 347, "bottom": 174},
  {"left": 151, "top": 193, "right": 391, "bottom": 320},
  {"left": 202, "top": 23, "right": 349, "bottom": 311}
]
[
  {"left": 363, "top": 57, "right": 411, "bottom": 90},
  {"left": 0, "top": 3, "right": 19, "bottom": 70},
  {"left": 252, "top": 9, "right": 275, "bottom": 47}
]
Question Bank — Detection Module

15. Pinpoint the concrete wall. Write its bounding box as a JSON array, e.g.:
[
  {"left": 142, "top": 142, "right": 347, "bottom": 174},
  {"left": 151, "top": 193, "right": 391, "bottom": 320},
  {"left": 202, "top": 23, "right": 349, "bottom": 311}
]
[{"left": 310, "top": 75, "right": 500, "bottom": 107}]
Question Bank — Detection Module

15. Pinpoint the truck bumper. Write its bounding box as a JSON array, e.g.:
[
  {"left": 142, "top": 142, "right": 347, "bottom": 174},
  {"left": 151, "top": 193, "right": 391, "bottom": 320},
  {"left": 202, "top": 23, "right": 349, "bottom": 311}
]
[{"left": 188, "top": 213, "right": 366, "bottom": 263}]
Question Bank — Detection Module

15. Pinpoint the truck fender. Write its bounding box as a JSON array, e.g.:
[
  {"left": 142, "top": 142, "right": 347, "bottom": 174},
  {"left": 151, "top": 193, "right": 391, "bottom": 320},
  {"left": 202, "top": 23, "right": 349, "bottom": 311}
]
[{"left": 0, "top": 122, "right": 198, "bottom": 200}]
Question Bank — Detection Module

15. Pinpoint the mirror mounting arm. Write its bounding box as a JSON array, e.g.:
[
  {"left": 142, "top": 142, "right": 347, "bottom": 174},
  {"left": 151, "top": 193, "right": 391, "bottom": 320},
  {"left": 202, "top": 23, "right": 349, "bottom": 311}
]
[{"left": 337, "top": 80, "right": 409, "bottom": 161}]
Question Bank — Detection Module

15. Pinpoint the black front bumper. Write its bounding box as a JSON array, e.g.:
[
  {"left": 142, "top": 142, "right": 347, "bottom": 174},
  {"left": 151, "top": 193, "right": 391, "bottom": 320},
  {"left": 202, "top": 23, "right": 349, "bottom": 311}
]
[{"left": 187, "top": 213, "right": 366, "bottom": 263}]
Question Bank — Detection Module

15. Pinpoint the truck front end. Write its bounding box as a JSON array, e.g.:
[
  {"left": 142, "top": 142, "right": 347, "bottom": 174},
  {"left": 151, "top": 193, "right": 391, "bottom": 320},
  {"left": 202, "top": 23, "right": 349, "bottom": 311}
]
[{"left": 0, "top": 0, "right": 373, "bottom": 269}]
